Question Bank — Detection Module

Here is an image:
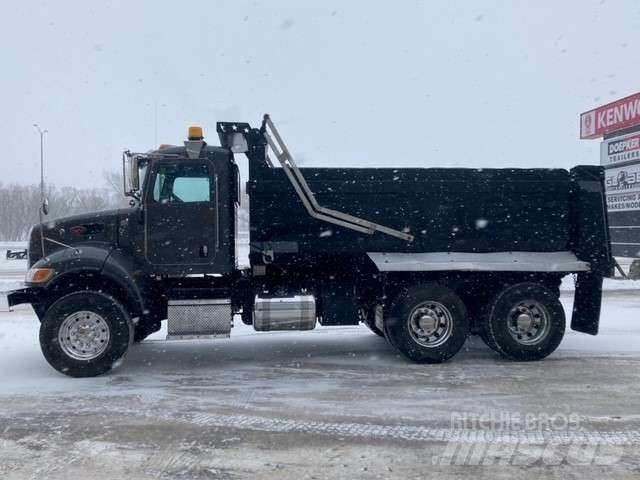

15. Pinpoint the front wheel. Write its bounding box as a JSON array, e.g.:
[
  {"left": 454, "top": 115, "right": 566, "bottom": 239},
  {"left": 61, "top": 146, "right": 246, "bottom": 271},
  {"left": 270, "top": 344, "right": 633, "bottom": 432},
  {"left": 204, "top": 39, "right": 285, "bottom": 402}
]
[
  {"left": 386, "top": 284, "right": 469, "bottom": 363},
  {"left": 40, "top": 291, "right": 133, "bottom": 377},
  {"left": 481, "top": 282, "right": 565, "bottom": 361}
]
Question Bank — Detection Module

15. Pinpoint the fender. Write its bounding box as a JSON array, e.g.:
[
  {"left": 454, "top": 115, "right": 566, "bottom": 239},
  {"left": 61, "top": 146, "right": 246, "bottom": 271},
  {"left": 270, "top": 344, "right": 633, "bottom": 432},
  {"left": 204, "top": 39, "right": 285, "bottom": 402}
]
[
  {"left": 32, "top": 243, "right": 112, "bottom": 282},
  {"left": 29, "top": 244, "right": 148, "bottom": 318},
  {"left": 101, "top": 247, "right": 150, "bottom": 317},
  {"left": 10, "top": 244, "right": 114, "bottom": 310}
]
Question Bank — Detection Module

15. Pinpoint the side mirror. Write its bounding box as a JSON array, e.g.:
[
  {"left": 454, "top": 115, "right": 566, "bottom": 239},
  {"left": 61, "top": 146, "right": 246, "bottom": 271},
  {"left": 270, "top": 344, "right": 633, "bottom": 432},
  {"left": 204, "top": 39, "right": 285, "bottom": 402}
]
[
  {"left": 42, "top": 198, "right": 49, "bottom": 216},
  {"left": 122, "top": 152, "right": 141, "bottom": 198},
  {"left": 129, "top": 156, "right": 140, "bottom": 191}
]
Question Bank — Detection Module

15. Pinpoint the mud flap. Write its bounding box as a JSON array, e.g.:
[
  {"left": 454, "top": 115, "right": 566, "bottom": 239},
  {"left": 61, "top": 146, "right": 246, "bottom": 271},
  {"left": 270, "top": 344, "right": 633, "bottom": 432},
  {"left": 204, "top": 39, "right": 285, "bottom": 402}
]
[
  {"left": 570, "top": 272, "right": 603, "bottom": 335},
  {"left": 0, "top": 293, "right": 9, "bottom": 312}
]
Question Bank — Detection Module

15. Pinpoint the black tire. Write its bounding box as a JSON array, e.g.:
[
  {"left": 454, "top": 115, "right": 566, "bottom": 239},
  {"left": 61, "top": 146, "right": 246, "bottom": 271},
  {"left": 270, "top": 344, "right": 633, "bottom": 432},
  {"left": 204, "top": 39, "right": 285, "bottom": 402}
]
[
  {"left": 482, "top": 282, "right": 565, "bottom": 361},
  {"left": 478, "top": 328, "right": 500, "bottom": 353},
  {"left": 478, "top": 302, "right": 501, "bottom": 353},
  {"left": 386, "top": 284, "right": 469, "bottom": 363},
  {"left": 365, "top": 319, "right": 385, "bottom": 337},
  {"left": 382, "top": 319, "right": 400, "bottom": 350},
  {"left": 39, "top": 291, "right": 133, "bottom": 377},
  {"left": 361, "top": 307, "right": 385, "bottom": 337}
]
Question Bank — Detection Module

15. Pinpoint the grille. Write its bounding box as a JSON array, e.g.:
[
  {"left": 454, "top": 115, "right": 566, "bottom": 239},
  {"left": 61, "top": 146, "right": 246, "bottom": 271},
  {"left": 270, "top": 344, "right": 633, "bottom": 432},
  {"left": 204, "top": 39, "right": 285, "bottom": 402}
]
[{"left": 167, "top": 299, "right": 232, "bottom": 339}]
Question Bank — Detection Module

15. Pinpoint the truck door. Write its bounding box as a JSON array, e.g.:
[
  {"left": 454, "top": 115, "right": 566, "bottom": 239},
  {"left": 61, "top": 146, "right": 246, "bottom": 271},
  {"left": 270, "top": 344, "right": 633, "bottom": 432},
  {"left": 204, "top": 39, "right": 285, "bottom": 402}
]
[{"left": 144, "top": 160, "right": 220, "bottom": 270}]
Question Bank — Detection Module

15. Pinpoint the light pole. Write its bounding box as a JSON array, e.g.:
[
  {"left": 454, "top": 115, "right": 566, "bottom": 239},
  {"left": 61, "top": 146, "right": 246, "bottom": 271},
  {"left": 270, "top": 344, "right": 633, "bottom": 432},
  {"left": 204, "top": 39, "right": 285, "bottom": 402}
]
[
  {"left": 149, "top": 101, "right": 167, "bottom": 147},
  {"left": 154, "top": 101, "right": 158, "bottom": 147},
  {"left": 33, "top": 124, "right": 48, "bottom": 256}
]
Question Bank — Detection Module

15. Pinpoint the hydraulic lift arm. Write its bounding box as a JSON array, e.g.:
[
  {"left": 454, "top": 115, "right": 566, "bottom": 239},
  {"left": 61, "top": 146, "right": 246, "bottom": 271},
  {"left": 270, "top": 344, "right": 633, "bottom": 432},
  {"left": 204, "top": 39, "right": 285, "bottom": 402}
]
[{"left": 260, "top": 115, "right": 414, "bottom": 242}]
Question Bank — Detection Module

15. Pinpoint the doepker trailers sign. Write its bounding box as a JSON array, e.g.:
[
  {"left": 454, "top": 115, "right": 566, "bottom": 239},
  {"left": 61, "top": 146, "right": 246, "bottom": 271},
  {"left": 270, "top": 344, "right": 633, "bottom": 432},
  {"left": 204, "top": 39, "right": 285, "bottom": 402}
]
[{"left": 600, "top": 131, "right": 640, "bottom": 166}]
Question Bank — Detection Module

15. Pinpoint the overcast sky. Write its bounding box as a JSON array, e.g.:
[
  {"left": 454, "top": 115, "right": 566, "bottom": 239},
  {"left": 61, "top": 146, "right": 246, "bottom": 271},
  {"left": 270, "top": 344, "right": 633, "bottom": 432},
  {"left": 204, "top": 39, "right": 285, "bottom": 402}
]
[{"left": 1, "top": 0, "right": 639, "bottom": 188}]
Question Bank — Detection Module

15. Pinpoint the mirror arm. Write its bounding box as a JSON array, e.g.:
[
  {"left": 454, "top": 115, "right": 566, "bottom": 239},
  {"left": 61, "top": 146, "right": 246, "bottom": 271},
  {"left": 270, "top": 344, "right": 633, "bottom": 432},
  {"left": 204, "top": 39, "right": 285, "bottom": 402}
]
[{"left": 125, "top": 189, "right": 141, "bottom": 201}]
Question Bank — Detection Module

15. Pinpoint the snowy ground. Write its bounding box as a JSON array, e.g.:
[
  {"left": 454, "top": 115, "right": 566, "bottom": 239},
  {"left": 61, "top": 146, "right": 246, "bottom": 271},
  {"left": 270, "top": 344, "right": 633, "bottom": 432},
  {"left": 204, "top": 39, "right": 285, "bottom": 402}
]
[{"left": 1, "top": 251, "right": 640, "bottom": 478}]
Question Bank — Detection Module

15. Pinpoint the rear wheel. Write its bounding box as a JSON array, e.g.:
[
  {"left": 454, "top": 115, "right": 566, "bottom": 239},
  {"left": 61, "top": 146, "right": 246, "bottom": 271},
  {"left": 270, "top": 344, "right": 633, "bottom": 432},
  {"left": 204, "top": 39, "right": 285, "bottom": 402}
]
[
  {"left": 386, "top": 284, "right": 469, "bottom": 363},
  {"left": 481, "top": 282, "right": 565, "bottom": 361},
  {"left": 366, "top": 320, "right": 385, "bottom": 337},
  {"left": 478, "top": 328, "right": 499, "bottom": 352},
  {"left": 40, "top": 291, "right": 133, "bottom": 377},
  {"left": 361, "top": 306, "right": 385, "bottom": 337}
]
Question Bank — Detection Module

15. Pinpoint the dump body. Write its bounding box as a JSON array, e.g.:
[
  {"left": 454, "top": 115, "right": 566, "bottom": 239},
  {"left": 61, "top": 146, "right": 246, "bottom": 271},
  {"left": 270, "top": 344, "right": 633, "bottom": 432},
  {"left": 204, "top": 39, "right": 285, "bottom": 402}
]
[{"left": 249, "top": 164, "right": 611, "bottom": 275}]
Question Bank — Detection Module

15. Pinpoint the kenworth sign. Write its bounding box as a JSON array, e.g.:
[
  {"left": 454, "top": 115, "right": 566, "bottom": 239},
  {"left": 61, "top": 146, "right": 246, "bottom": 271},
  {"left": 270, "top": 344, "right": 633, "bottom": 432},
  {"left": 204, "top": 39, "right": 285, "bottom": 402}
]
[{"left": 581, "top": 92, "right": 640, "bottom": 140}]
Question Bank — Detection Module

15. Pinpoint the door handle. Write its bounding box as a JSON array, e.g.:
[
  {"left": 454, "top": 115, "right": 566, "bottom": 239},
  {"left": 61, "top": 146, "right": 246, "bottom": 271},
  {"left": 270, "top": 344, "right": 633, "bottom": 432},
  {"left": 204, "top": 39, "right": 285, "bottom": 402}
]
[{"left": 200, "top": 245, "right": 209, "bottom": 257}]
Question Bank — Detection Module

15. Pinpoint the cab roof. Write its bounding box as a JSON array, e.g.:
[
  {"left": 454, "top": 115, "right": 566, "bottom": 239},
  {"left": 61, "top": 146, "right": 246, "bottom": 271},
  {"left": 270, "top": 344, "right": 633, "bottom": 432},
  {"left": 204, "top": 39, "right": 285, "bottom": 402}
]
[{"left": 152, "top": 143, "right": 230, "bottom": 157}]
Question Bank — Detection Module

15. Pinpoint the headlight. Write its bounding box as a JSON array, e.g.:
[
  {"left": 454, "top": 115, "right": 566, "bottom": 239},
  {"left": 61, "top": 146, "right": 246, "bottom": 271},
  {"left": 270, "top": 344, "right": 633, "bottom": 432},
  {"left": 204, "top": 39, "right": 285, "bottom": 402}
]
[{"left": 25, "top": 267, "right": 54, "bottom": 284}]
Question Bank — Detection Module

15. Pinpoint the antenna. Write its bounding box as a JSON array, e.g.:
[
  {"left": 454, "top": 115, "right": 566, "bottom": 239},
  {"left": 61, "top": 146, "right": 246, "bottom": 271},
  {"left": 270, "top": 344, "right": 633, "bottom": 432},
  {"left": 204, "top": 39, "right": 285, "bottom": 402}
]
[{"left": 33, "top": 124, "right": 48, "bottom": 258}]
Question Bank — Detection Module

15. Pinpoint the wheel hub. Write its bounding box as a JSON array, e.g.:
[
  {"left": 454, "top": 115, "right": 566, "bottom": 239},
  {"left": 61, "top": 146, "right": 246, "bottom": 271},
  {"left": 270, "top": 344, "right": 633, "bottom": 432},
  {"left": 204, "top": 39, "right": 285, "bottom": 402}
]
[
  {"left": 515, "top": 313, "right": 534, "bottom": 331},
  {"left": 507, "top": 301, "right": 550, "bottom": 345},
  {"left": 58, "top": 311, "right": 111, "bottom": 361},
  {"left": 418, "top": 314, "right": 438, "bottom": 335},
  {"left": 408, "top": 302, "right": 454, "bottom": 348}
]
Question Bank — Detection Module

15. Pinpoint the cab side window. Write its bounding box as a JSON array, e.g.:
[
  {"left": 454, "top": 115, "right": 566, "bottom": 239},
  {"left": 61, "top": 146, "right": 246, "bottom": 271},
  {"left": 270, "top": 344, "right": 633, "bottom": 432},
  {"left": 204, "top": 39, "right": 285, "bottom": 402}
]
[{"left": 152, "top": 164, "right": 211, "bottom": 203}]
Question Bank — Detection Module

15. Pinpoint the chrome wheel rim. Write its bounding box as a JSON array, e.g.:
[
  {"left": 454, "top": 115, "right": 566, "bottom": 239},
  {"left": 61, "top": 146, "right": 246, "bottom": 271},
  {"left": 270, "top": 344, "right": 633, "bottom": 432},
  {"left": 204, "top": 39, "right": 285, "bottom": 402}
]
[
  {"left": 58, "top": 310, "right": 111, "bottom": 360},
  {"left": 408, "top": 301, "right": 454, "bottom": 348},
  {"left": 507, "top": 300, "right": 550, "bottom": 345}
]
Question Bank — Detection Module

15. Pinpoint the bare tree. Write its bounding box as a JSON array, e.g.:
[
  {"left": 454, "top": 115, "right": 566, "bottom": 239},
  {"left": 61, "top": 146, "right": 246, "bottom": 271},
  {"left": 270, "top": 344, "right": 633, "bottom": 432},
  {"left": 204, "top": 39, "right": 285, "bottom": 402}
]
[
  {"left": 0, "top": 175, "right": 129, "bottom": 241},
  {"left": 103, "top": 170, "right": 123, "bottom": 197}
]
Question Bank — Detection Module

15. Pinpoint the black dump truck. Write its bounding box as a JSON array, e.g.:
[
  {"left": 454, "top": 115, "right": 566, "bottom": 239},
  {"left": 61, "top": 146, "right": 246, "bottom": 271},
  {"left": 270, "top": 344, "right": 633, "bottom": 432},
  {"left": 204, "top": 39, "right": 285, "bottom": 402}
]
[{"left": 7, "top": 115, "right": 613, "bottom": 377}]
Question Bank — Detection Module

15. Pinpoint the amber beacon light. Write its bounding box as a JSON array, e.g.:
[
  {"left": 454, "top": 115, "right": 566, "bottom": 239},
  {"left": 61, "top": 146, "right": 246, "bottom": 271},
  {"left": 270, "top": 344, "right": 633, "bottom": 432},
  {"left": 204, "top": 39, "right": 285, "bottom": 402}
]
[{"left": 188, "top": 126, "right": 204, "bottom": 140}]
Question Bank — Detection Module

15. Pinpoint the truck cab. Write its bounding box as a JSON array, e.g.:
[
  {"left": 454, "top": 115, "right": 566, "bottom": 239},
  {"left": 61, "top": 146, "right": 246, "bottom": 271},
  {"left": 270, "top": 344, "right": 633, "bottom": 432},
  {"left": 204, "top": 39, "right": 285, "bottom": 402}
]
[
  {"left": 124, "top": 131, "right": 239, "bottom": 276},
  {"left": 9, "top": 126, "right": 245, "bottom": 376}
]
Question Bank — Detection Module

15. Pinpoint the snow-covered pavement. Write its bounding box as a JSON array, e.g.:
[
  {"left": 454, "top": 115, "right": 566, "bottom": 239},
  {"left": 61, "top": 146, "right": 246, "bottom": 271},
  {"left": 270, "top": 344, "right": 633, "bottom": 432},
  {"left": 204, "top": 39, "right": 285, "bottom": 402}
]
[
  {"left": 1, "top": 282, "right": 640, "bottom": 478},
  {"left": 1, "top": 243, "right": 639, "bottom": 477}
]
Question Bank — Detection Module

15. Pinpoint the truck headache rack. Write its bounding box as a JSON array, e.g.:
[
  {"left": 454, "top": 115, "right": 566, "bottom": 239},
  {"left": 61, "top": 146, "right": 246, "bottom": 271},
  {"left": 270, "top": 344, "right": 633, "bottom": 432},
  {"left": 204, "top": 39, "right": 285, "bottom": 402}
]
[{"left": 260, "top": 115, "right": 414, "bottom": 242}]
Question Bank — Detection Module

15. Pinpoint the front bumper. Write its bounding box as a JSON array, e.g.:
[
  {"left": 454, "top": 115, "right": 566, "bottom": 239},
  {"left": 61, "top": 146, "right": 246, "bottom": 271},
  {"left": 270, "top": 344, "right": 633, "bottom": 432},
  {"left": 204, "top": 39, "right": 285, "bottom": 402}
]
[{"left": 7, "top": 287, "right": 43, "bottom": 308}]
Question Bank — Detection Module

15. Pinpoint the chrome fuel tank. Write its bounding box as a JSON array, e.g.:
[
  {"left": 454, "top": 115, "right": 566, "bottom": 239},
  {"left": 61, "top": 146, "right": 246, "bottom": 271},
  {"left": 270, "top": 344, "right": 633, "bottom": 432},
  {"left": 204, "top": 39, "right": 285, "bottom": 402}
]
[{"left": 253, "top": 295, "right": 316, "bottom": 332}]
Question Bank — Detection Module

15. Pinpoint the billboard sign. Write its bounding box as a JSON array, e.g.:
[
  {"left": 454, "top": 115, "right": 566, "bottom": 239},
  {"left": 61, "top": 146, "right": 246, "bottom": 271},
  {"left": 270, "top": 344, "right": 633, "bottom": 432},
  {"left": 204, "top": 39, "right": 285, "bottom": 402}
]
[
  {"left": 604, "top": 163, "right": 640, "bottom": 212},
  {"left": 580, "top": 92, "right": 640, "bottom": 139},
  {"left": 600, "top": 131, "right": 640, "bottom": 166}
]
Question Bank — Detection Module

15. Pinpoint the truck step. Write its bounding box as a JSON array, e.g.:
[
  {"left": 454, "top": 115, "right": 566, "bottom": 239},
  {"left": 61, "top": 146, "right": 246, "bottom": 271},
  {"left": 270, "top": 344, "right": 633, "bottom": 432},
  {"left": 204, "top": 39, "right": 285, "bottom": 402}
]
[{"left": 167, "top": 299, "right": 232, "bottom": 340}]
